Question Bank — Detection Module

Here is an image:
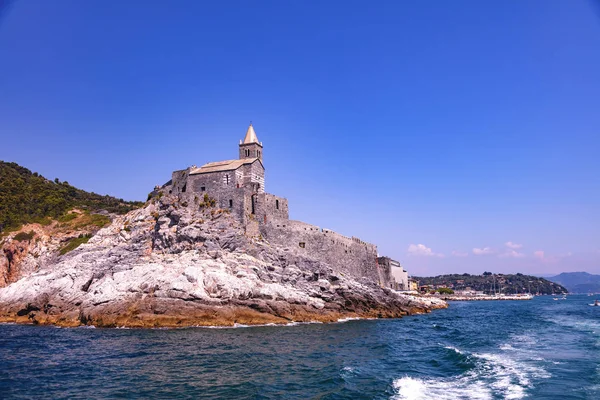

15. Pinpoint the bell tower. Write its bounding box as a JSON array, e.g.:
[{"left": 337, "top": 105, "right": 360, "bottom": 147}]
[{"left": 239, "top": 123, "right": 263, "bottom": 161}]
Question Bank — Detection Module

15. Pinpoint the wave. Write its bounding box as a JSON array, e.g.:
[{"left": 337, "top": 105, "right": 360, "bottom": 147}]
[
  {"left": 393, "top": 345, "right": 550, "bottom": 400},
  {"left": 393, "top": 376, "right": 491, "bottom": 400},
  {"left": 337, "top": 317, "right": 362, "bottom": 323},
  {"left": 189, "top": 321, "right": 326, "bottom": 329},
  {"left": 549, "top": 315, "right": 600, "bottom": 335},
  {"left": 444, "top": 345, "right": 464, "bottom": 354}
]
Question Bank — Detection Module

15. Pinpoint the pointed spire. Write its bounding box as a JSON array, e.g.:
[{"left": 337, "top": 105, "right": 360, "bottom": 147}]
[{"left": 243, "top": 123, "right": 259, "bottom": 144}]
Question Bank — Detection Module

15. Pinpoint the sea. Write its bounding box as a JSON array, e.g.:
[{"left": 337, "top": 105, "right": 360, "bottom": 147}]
[{"left": 1, "top": 295, "right": 599, "bottom": 399}]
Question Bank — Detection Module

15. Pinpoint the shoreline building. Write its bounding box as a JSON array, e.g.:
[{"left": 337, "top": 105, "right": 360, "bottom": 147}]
[
  {"left": 377, "top": 257, "right": 409, "bottom": 291},
  {"left": 167, "top": 124, "right": 410, "bottom": 288}
]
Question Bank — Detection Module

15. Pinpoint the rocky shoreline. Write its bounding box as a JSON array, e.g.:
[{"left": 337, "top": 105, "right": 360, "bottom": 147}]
[{"left": 0, "top": 194, "right": 447, "bottom": 328}]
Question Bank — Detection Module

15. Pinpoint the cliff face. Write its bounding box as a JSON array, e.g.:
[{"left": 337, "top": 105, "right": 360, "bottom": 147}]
[
  {"left": 0, "top": 193, "right": 446, "bottom": 327},
  {"left": 0, "top": 211, "right": 107, "bottom": 287}
]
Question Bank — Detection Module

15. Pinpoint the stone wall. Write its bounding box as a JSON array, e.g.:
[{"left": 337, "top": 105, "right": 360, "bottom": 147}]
[
  {"left": 255, "top": 193, "right": 289, "bottom": 224},
  {"left": 239, "top": 142, "right": 263, "bottom": 161},
  {"left": 241, "top": 162, "right": 265, "bottom": 193},
  {"left": 260, "top": 218, "right": 385, "bottom": 285}
]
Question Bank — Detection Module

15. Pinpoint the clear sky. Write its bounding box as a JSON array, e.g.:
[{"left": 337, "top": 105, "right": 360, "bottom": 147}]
[{"left": 1, "top": 0, "right": 599, "bottom": 276}]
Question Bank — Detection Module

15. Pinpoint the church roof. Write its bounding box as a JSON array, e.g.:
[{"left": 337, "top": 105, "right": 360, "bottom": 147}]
[
  {"left": 190, "top": 158, "right": 262, "bottom": 174},
  {"left": 242, "top": 124, "right": 260, "bottom": 144}
]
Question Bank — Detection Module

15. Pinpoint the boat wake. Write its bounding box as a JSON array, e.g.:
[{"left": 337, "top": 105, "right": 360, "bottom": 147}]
[{"left": 392, "top": 343, "right": 550, "bottom": 400}]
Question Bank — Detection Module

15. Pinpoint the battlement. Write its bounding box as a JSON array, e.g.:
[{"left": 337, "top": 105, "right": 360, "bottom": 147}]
[{"left": 262, "top": 218, "right": 380, "bottom": 282}]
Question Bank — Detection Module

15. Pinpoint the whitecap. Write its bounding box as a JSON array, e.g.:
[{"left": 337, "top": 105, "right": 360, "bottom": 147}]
[
  {"left": 444, "top": 345, "right": 464, "bottom": 354},
  {"left": 392, "top": 375, "right": 492, "bottom": 400},
  {"left": 395, "top": 343, "right": 551, "bottom": 400},
  {"left": 337, "top": 317, "right": 362, "bottom": 323}
]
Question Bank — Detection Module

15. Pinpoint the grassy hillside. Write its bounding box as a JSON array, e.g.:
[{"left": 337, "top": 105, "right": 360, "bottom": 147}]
[
  {"left": 415, "top": 273, "right": 568, "bottom": 295},
  {"left": 0, "top": 161, "right": 144, "bottom": 232}
]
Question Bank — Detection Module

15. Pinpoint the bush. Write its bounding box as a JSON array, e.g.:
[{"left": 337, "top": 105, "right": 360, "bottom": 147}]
[
  {"left": 89, "top": 214, "right": 111, "bottom": 228},
  {"left": 59, "top": 235, "right": 92, "bottom": 255},
  {"left": 13, "top": 231, "right": 35, "bottom": 242},
  {"left": 199, "top": 193, "right": 216, "bottom": 209},
  {"left": 437, "top": 288, "right": 455, "bottom": 295},
  {"left": 58, "top": 213, "right": 78, "bottom": 223}
]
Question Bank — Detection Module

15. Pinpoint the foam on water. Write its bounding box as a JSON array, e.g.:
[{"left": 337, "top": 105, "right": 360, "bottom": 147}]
[
  {"left": 393, "top": 375, "right": 491, "bottom": 400},
  {"left": 443, "top": 345, "right": 464, "bottom": 354},
  {"left": 394, "top": 342, "right": 550, "bottom": 400},
  {"left": 337, "top": 317, "right": 362, "bottom": 323},
  {"left": 549, "top": 315, "right": 600, "bottom": 336}
]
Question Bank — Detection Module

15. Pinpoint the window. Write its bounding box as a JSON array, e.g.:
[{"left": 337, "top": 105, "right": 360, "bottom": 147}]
[
  {"left": 229, "top": 199, "right": 233, "bottom": 208},
  {"left": 225, "top": 174, "right": 229, "bottom": 185},
  {"left": 201, "top": 186, "right": 205, "bottom": 192},
  {"left": 182, "top": 184, "right": 187, "bottom": 193},
  {"left": 299, "top": 242, "right": 306, "bottom": 248},
  {"left": 276, "top": 199, "right": 279, "bottom": 210}
]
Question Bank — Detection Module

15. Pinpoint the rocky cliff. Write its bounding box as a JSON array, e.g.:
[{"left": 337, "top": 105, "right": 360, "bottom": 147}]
[{"left": 0, "top": 193, "right": 446, "bottom": 327}]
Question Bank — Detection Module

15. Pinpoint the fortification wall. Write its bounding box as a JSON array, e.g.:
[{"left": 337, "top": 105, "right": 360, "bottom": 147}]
[
  {"left": 255, "top": 193, "right": 289, "bottom": 223},
  {"left": 260, "top": 218, "right": 383, "bottom": 284}
]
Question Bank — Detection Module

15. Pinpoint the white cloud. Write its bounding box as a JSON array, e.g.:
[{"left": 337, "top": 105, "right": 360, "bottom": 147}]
[
  {"left": 505, "top": 241, "right": 523, "bottom": 249},
  {"left": 407, "top": 244, "right": 444, "bottom": 257},
  {"left": 534, "top": 250, "right": 545, "bottom": 260},
  {"left": 499, "top": 249, "right": 525, "bottom": 258},
  {"left": 472, "top": 247, "right": 494, "bottom": 255},
  {"left": 451, "top": 250, "right": 469, "bottom": 257}
]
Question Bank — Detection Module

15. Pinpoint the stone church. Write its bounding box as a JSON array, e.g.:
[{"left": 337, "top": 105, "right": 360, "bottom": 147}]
[
  {"left": 168, "top": 124, "right": 409, "bottom": 290},
  {"left": 170, "top": 124, "right": 288, "bottom": 232}
]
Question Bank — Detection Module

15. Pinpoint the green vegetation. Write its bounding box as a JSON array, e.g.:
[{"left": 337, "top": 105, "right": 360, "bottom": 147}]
[
  {"left": 59, "top": 234, "right": 92, "bottom": 255},
  {"left": 199, "top": 193, "right": 216, "bottom": 208},
  {"left": 415, "top": 273, "right": 568, "bottom": 295},
  {"left": 0, "top": 161, "right": 144, "bottom": 233},
  {"left": 437, "top": 287, "right": 454, "bottom": 295},
  {"left": 13, "top": 230, "right": 35, "bottom": 242},
  {"left": 58, "top": 212, "right": 78, "bottom": 223}
]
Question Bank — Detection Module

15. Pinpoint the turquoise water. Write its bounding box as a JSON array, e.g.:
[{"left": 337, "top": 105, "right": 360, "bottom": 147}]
[{"left": 1, "top": 295, "right": 599, "bottom": 399}]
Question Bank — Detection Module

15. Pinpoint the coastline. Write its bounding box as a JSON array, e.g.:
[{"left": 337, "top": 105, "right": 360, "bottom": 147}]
[
  {"left": 436, "top": 294, "right": 534, "bottom": 301},
  {"left": 0, "top": 297, "right": 448, "bottom": 328}
]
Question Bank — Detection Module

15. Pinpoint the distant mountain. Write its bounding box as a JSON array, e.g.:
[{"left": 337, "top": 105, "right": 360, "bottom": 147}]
[
  {"left": 415, "top": 273, "right": 567, "bottom": 295},
  {"left": 0, "top": 161, "right": 144, "bottom": 232},
  {"left": 547, "top": 272, "right": 600, "bottom": 294}
]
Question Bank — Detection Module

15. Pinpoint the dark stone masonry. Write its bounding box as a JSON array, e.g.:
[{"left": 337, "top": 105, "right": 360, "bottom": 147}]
[{"left": 168, "top": 124, "right": 397, "bottom": 287}]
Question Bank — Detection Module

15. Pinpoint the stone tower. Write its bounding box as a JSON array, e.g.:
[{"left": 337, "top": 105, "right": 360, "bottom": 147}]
[{"left": 239, "top": 124, "right": 263, "bottom": 161}]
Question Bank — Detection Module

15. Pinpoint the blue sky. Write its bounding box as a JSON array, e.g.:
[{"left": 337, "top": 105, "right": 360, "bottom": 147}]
[{"left": 1, "top": 0, "right": 599, "bottom": 276}]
